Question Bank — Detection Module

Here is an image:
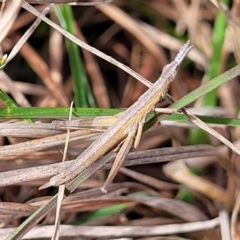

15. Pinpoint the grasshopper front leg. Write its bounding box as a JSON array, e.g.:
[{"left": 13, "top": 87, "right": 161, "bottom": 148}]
[{"left": 134, "top": 114, "right": 147, "bottom": 149}]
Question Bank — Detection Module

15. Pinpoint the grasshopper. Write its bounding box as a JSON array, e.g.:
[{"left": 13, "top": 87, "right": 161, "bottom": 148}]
[{"left": 41, "top": 40, "right": 192, "bottom": 192}]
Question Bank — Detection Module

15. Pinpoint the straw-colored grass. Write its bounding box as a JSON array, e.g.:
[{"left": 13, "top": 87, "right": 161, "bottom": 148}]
[{"left": 0, "top": 1, "right": 240, "bottom": 239}]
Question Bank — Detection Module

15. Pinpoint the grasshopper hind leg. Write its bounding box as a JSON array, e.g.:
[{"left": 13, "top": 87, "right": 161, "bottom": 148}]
[
  {"left": 101, "top": 114, "right": 147, "bottom": 193},
  {"left": 101, "top": 132, "right": 134, "bottom": 193}
]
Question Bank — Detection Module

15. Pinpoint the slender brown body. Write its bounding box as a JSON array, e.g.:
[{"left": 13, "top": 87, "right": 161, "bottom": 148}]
[{"left": 48, "top": 40, "right": 192, "bottom": 187}]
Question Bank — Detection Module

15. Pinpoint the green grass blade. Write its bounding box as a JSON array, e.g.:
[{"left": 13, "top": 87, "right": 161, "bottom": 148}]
[
  {"left": 203, "top": 8, "right": 228, "bottom": 106},
  {"left": 1, "top": 63, "right": 240, "bottom": 124},
  {"left": 165, "top": 114, "right": 240, "bottom": 128},
  {"left": 71, "top": 192, "right": 149, "bottom": 225},
  {"left": 0, "top": 89, "right": 32, "bottom": 123},
  {"left": 0, "top": 107, "right": 239, "bottom": 128},
  {"left": 0, "top": 107, "right": 121, "bottom": 118},
  {"left": 72, "top": 203, "right": 129, "bottom": 225},
  {"left": 0, "top": 89, "right": 19, "bottom": 108},
  {"left": 171, "top": 64, "right": 240, "bottom": 110},
  {"left": 155, "top": 63, "right": 240, "bottom": 129},
  {"left": 190, "top": 2, "right": 228, "bottom": 144},
  {"left": 54, "top": 5, "right": 95, "bottom": 107},
  {"left": 6, "top": 195, "right": 58, "bottom": 240}
]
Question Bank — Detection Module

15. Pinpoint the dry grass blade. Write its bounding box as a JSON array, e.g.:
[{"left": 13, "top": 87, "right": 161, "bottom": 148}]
[
  {"left": 0, "top": 202, "right": 37, "bottom": 216},
  {"left": 4, "top": 195, "right": 59, "bottom": 240},
  {"left": 163, "top": 161, "right": 229, "bottom": 204},
  {"left": 15, "top": 38, "right": 69, "bottom": 106},
  {"left": 182, "top": 108, "right": 240, "bottom": 156},
  {"left": 21, "top": 1, "right": 153, "bottom": 88},
  {"left": 0, "top": 122, "right": 104, "bottom": 137},
  {"left": 219, "top": 210, "right": 231, "bottom": 240},
  {"left": 231, "top": 191, "right": 240, "bottom": 240},
  {"left": 53, "top": 186, "right": 64, "bottom": 240},
  {"left": 53, "top": 102, "right": 73, "bottom": 240},
  {"left": 0, "top": 81, "right": 48, "bottom": 97},
  {"left": 2, "top": 193, "right": 208, "bottom": 221},
  {"left": 119, "top": 167, "right": 179, "bottom": 190},
  {"left": 0, "top": 0, "right": 21, "bottom": 43},
  {"left": 75, "top": 28, "right": 110, "bottom": 108},
  {"left": 0, "top": 218, "right": 220, "bottom": 239},
  {"left": 0, "top": 129, "right": 99, "bottom": 156},
  {"left": 53, "top": 115, "right": 118, "bottom": 129},
  {"left": 96, "top": 3, "right": 168, "bottom": 68},
  {"left": 128, "top": 196, "right": 207, "bottom": 221},
  {"left": 2, "top": 1, "right": 240, "bottom": 240},
  {"left": 0, "top": 145, "right": 219, "bottom": 187},
  {"left": 0, "top": 3, "right": 53, "bottom": 69},
  {"left": 0, "top": 71, "right": 31, "bottom": 106},
  {"left": 68, "top": 0, "right": 113, "bottom": 6},
  {"left": 0, "top": 122, "right": 63, "bottom": 137},
  {"left": 52, "top": 195, "right": 208, "bottom": 221},
  {"left": 138, "top": 22, "right": 207, "bottom": 68}
]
